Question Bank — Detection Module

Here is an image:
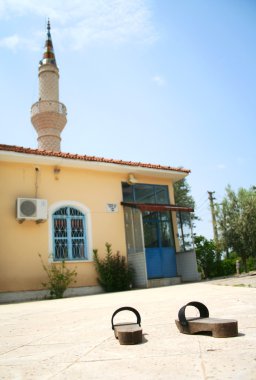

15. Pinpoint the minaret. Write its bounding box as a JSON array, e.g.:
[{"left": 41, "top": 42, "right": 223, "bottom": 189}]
[{"left": 31, "top": 20, "right": 67, "bottom": 152}]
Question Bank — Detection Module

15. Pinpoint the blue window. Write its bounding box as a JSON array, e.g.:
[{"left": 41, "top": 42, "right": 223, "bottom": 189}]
[{"left": 52, "top": 207, "right": 88, "bottom": 261}]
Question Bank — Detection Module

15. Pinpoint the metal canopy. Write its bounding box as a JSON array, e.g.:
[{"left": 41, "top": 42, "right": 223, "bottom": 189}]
[{"left": 121, "top": 202, "right": 194, "bottom": 213}]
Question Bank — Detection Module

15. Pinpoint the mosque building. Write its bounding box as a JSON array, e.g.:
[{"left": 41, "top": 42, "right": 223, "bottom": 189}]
[{"left": 0, "top": 22, "right": 199, "bottom": 302}]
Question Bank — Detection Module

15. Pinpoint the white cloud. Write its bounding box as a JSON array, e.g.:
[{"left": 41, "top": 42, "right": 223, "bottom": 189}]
[
  {"left": 0, "top": 33, "right": 38, "bottom": 51},
  {"left": 0, "top": 0, "right": 157, "bottom": 51},
  {"left": 0, "top": 34, "right": 20, "bottom": 49},
  {"left": 152, "top": 75, "right": 166, "bottom": 86}
]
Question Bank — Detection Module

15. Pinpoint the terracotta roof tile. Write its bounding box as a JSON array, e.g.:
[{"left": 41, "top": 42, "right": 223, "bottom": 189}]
[{"left": 0, "top": 144, "right": 191, "bottom": 173}]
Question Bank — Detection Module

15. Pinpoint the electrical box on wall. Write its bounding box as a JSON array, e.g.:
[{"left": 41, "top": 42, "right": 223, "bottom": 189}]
[{"left": 17, "top": 198, "right": 48, "bottom": 221}]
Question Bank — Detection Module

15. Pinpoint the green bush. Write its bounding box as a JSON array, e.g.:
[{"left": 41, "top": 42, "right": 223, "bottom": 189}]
[
  {"left": 39, "top": 254, "right": 77, "bottom": 298},
  {"left": 224, "top": 252, "right": 256, "bottom": 273},
  {"left": 215, "top": 258, "right": 236, "bottom": 276},
  {"left": 239, "top": 256, "right": 256, "bottom": 273},
  {"left": 93, "top": 242, "right": 134, "bottom": 292},
  {"left": 194, "top": 235, "right": 217, "bottom": 278},
  {"left": 247, "top": 256, "right": 256, "bottom": 271}
]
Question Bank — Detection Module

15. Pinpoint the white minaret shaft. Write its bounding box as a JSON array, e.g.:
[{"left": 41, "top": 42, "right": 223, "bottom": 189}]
[{"left": 31, "top": 20, "right": 67, "bottom": 152}]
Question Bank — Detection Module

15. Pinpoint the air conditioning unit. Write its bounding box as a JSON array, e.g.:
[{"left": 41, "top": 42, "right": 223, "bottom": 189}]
[{"left": 17, "top": 198, "right": 48, "bottom": 221}]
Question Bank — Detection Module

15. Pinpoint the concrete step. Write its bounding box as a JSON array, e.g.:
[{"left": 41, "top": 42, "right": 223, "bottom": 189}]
[{"left": 147, "top": 277, "right": 181, "bottom": 288}]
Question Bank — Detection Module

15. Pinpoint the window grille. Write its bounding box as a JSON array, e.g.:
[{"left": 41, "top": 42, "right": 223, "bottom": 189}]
[{"left": 53, "top": 207, "right": 88, "bottom": 261}]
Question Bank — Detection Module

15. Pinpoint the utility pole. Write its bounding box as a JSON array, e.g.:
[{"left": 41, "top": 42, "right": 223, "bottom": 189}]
[{"left": 207, "top": 191, "right": 219, "bottom": 244}]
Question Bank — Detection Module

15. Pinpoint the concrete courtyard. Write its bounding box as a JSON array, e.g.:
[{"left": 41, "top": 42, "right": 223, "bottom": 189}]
[{"left": 0, "top": 275, "right": 256, "bottom": 379}]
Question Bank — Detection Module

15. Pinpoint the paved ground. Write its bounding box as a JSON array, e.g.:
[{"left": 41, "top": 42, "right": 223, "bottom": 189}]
[
  {"left": 208, "top": 271, "right": 256, "bottom": 288},
  {"left": 0, "top": 274, "right": 256, "bottom": 380}
]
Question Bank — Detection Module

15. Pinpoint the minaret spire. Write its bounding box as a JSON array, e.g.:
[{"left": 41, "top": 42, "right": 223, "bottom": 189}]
[
  {"left": 31, "top": 20, "right": 67, "bottom": 152},
  {"left": 40, "top": 19, "right": 57, "bottom": 66}
]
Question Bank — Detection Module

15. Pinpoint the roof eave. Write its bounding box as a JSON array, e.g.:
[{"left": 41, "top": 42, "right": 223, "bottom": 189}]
[{"left": 0, "top": 149, "right": 190, "bottom": 181}]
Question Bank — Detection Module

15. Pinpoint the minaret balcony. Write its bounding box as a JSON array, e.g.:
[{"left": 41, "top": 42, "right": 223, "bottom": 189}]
[{"left": 31, "top": 100, "right": 67, "bottom": 117}]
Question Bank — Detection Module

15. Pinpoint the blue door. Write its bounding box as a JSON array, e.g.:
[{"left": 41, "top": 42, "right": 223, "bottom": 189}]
[{"left": 143, "top": 211, "right": 177, "bottom": 278}]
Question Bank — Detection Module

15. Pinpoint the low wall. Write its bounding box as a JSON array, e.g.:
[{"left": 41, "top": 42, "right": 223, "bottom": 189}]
[
  {"left": 176, "top": 250, "right": 201, "bottom": 282},
  {"left": 0, "top": 286, "right": 103, "bottom": 304}
]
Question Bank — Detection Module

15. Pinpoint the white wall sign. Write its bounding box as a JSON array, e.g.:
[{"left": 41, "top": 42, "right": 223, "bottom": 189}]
[{"left": 106, "top": 203, "right": 118, "bottom": 213}]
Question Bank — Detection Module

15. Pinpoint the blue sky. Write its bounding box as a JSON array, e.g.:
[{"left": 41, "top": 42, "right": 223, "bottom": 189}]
[{"left": 0, "top": 0, "right": 255, "bottom": 239}]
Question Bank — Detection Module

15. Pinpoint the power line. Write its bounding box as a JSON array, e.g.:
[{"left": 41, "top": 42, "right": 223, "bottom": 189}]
[
  {"left": 196, "top": 198, "right": 209, "bottom": 211},
  {"left": 195, "top": 194, "right": 209, "bottom": 205},
  {"left": 196, "top": 211, "right": 211, "bottom": 219}
]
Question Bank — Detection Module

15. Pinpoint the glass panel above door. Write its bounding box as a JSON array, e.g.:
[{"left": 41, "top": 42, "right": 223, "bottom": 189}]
[
  {"left": 155, "top": 186, "right": 169, "bottom": 204},
  {"left": 122, "top": 183, "right": 134, "bottom": 202},
  {"left": 122, "top": 183, "right": 170, "bottom": 205},
  {"left": 134, "top": 184, "right": 155, "bottom": 204}
]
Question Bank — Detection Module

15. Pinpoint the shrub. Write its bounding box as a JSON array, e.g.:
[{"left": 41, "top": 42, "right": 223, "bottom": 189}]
[
  {"left": 194, "top": 235, "right": 217, "bottom": 278},
  {"left": 247, "top": 256, "right": 256, "bottom": 271},
  {"left": 239, "top": 256, "right": 256, "bottom": 273},
  {"left": 215, "top": 258, "right": 237, "bottom": 276},
  {"left": 93, "top": 242, "right": 134, "bottom": 292},
  {"left": 39, "top": 254, "right": 77, "bottom": 298}
]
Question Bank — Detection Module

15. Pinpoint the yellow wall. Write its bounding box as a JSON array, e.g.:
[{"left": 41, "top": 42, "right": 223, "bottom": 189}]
[{"left": 0, "top": 160, "right": 176, "bottom": 292}]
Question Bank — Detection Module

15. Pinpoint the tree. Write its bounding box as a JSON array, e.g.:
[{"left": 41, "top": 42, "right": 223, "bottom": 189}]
[
  {"left": 173, "top": 178, "right": 197, "bottom": 251},
  {"left": 173, "top": 178, "right": 195, "bottom": 209},
  {"left": 216, "top": 185, "right": 256, "bottom": 272},
  {"left": 194, "top": 235, "right": 217, "bottom": 278},
  {"left": 174, "top": 177, "right": 198, "bottom": 223}
]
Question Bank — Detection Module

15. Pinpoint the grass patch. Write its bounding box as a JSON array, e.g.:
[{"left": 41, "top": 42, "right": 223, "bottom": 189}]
[{"left": 233, "top": 284, "right": 252, "bottom": 287}]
